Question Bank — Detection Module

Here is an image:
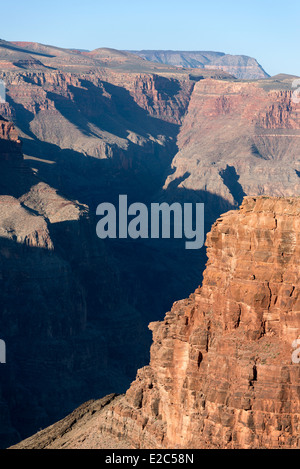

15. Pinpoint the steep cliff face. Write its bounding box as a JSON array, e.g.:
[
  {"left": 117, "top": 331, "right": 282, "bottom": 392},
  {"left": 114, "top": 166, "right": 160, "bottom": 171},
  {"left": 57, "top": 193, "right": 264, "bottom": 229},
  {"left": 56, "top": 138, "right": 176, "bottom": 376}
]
[
  {"left": 0, "top": 58, "right": 204, "bottom": 447},
  {"left": 1, "top": 41, "right": 299, "bottom": 450},
  {"left": 13, "top": 197, "right": 300, "bottom": 449},
  {"left": 164, "top": 77, "right": 300, "bottom": 224},
  {"left": 95, "top": 197, "right": 300, "bottom": 449},
  {"left": 0, "top": 122, "right": 87, "bottom": 443},
  {"left": 0, "top": 119, "right": 152, "bottom": 447},
  {"left": 0, "top": 69, "right": 196, "bottom": 206}
]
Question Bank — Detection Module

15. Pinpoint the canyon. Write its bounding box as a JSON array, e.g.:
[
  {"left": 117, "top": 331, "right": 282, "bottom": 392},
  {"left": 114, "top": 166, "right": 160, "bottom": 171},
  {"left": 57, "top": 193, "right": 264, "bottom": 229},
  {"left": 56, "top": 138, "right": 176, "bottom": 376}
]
[
  {"left": 0, "top": 39, "right": 299, "bottom": 448},
  {"left": 12, "top": 196, "right": 300, "bottom": 449}
]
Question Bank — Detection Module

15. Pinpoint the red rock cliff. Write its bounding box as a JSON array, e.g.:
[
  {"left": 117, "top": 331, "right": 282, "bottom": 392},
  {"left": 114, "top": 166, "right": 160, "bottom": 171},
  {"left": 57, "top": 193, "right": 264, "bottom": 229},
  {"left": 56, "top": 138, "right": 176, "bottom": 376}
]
[
  {"left": 97, "top": 197, "right": 300, "bottom": 449},
  {"left": 164, "top": 79, "right": 300, "bottom": 211}
]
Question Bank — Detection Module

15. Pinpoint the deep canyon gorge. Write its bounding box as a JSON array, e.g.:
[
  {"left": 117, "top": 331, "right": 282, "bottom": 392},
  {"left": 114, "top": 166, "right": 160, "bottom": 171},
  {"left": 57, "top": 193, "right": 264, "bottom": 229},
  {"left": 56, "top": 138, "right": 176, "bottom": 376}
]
[{"left": 0, "top": 39, "right": 299, "bottom": 449}]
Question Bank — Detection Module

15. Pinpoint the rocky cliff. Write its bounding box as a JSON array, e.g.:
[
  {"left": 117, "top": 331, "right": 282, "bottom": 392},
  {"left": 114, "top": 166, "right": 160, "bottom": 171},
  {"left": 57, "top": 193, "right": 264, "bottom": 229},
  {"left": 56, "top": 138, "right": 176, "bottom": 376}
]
[
  {"left": 106, "top": 197, "right": 300, "bottom": 449},
  {"left": 13, "top": 196, "right": 300, "bottom": 449},
  {"left": 0, "top": 68, "right": 196, "bottom": 206},
  {"left": 0, "top": 44, "right": 207, "bottom": 446},
  {"left": 0, "top": 117, "right": 153, "bottom": 447},
  {"left": 0, "top": 39, "right": 299, "bottom": 449},
  {"left": 163, "top": 76, "right": 300, "bottom": 228}
]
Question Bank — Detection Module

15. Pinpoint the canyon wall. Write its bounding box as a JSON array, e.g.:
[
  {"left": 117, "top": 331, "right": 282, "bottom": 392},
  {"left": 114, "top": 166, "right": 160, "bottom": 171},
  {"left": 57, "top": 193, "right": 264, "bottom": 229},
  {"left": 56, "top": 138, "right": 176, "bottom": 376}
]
[
  {"left": 13, "top": 196, "right": 300, "bottom": 449},
  {"left": 163, "top": 78, "right": 300, "bottom": 229},
  {"left": 0, "top": 117, "right": 152, "bottom": 447},
  {"left": 0, "top": 62, "right": 204, "bottom": 446},
  {"left": 98, "top": 197, "right": 300, "bottom": 449},
  {"left": 0, "top": 69, "right": 195, "bottom": 207},
  {"left": 0, "top": 40, "right": 299, "bottom": 448}
]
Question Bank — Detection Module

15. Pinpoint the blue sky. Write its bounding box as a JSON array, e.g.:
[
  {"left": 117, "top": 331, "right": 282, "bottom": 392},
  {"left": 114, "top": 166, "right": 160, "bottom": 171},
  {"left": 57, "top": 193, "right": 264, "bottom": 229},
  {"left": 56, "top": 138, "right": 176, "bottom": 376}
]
[{"left": 1, "top": 0, "right": 299, "bottom": 76}]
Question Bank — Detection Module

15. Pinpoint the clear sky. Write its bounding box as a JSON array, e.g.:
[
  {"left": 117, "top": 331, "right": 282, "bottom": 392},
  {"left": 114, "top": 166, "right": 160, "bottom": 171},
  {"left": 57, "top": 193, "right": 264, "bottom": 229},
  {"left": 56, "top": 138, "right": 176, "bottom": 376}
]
[{"left": 1, "top": 0, "right": 299, "bottom": 77}]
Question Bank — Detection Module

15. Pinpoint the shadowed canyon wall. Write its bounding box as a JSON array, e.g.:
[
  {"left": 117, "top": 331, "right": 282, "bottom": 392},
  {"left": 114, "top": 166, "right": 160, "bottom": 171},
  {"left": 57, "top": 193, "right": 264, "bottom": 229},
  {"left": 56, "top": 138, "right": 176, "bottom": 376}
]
[
  {"left": 12, "top": 197, "right": 300, "bottom": 449},
  {"left": 0, "top": 41, "right": 299, "bottom": 448},
  {"left": 0, "top": 117, "right": 154, "bottom": 446}
]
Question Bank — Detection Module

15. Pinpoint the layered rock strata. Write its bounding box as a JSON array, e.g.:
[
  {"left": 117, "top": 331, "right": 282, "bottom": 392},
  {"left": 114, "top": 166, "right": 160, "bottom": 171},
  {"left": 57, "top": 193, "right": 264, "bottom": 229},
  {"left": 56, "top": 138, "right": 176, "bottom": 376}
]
[
  {"left": 12, "top": 196, "right": 300, "bottom": 449},
  {"left": 164, "top": 78, "right": 300, "bottom": 222},
  {"left": 103, "top": 197, "right": 300, "bottom": 449}
]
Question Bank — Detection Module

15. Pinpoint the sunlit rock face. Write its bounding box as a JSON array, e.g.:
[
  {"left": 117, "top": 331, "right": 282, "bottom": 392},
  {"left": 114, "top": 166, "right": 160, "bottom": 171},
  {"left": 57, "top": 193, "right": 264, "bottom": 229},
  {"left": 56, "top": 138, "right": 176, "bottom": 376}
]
[
  {"left": 97, "top": 197, "right": 300, "bottom": 449},
  {"left": 164, "top": 79, "right": 300, "bottom": 212},
  {"left": 0, "top": 40, "right": 299, "bottom": 450},
  {"left": 12, "top": 197, "right": 300, "bottom": 450}
]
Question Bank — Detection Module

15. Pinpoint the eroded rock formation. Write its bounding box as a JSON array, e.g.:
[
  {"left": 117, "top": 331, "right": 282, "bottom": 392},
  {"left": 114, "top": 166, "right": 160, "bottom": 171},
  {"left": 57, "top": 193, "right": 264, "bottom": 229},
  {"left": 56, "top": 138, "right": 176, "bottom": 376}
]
[
  {"left": 100, "top": 197, "right": 300, "bottom": 449},
  {"left": 0, "top": 39, "right": 299, "bottom": 449},
  {"left": 0, "top": 118, "right": 152, "bottom": 447},
  {"left": 164, "top": 78, "right": 300, "bottom": 223},
  {"left": 12, "top": 196, "right": 300, "bottom": 449}
]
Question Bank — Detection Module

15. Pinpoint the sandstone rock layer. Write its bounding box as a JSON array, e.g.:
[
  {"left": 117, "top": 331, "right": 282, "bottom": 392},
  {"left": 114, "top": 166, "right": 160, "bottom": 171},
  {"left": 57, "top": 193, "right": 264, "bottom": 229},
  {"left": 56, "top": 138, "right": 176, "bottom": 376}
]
[
  {"left": 98, "top": 197, "right": 300, "bottom": 449},
  {"left": 164, "top": 78, "right": 300, "bottom": 213},
  {"left": 12, "top": 197, "right": 300, "bottom": 449}
]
